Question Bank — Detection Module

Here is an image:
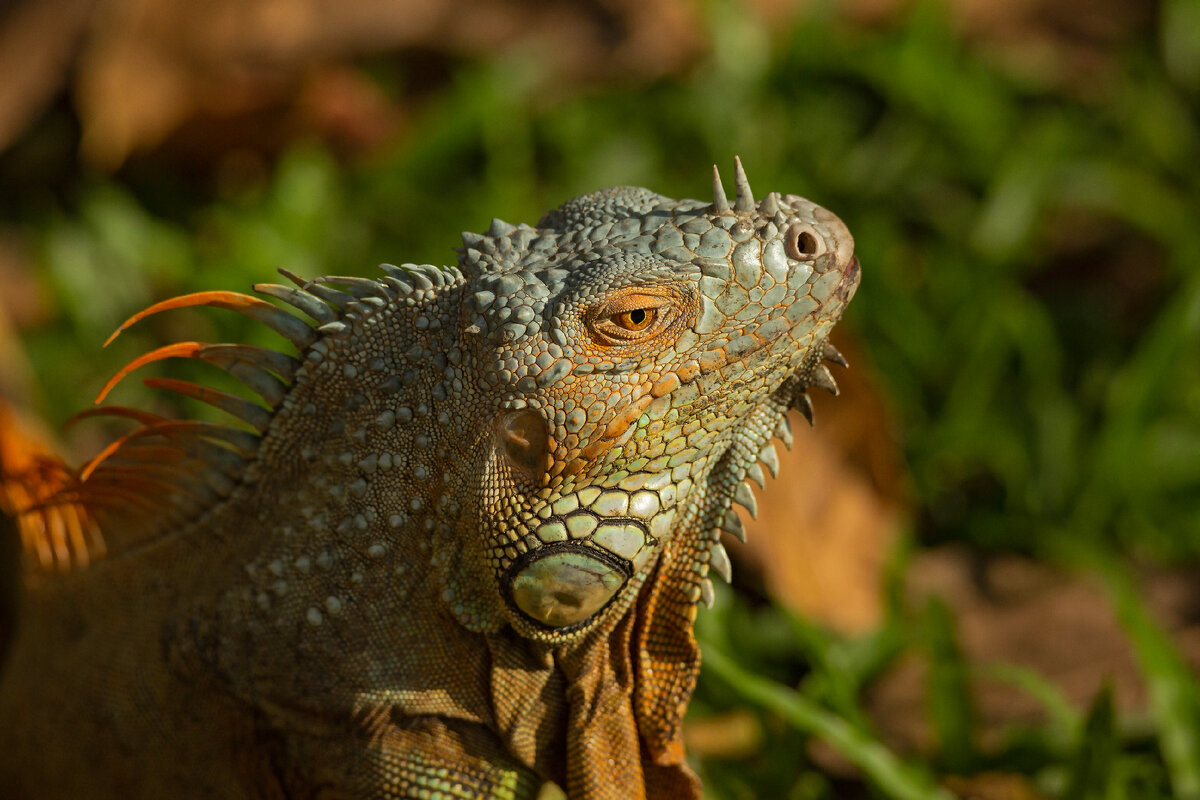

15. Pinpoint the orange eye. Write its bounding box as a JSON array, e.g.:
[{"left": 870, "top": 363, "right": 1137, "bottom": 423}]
[
  {"left": 613, "top": 308, "right": 656, "bottom": 331},
  {"left": 587, "top": 291, "right": 680, "bottom": 346}
]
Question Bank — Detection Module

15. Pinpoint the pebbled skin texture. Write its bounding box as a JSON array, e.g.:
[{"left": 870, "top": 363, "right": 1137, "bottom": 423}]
[{"left": 0, "top": 162, "right": 859, "bottom": 799}]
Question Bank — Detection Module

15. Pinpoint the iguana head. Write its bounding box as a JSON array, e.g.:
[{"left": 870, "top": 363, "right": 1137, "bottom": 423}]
[{"left": 453, "top": 158, "right": 859, "bottom": 641}]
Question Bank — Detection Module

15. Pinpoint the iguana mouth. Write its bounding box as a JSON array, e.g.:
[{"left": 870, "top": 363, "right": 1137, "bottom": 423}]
[{"left": 839, "top": 256, "right": 861, "bottom": 297}]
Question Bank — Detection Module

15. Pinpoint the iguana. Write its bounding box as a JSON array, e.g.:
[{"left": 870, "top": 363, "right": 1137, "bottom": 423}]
[{"left": 0, "top": 159, "right": 859, "bottom": 799}]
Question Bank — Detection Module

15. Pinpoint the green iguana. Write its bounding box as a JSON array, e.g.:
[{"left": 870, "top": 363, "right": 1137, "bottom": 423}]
[{"left": 0, "top": 159, "right": 859, "bottom": 799}]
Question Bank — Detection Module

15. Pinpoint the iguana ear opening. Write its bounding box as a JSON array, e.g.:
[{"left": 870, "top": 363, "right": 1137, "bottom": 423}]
[{"left": 495, "top": 409, "right": 549, "bottom": 485}]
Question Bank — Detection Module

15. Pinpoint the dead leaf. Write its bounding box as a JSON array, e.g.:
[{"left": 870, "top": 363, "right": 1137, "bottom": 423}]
[
  {"left": 943, "top": 772, "right": 1049, "bottom": 800},
  {"left": 682, "top": 709, "right": 764, "bottom": 760},
  {"left": 0, "top": 0, "right": 94, "bottom": 152},
  {"left": 3, "top": 0, "right": 706, "bottom": 167},
  {"left": 731, "top": 334, "right": 908, "bottom": 634},
  {"left": 868, "top": 547, "right": 1200, "bottom": 753}
]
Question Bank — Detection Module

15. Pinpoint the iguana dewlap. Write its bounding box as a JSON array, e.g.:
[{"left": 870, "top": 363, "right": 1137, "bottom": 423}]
[{"left": 0, "top": 159, "right": 859, "bottom": 799}]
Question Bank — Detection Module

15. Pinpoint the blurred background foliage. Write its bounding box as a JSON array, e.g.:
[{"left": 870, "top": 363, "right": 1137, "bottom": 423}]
[{"left": 1, "top": 0, "right": 1199, "bottom": 797}]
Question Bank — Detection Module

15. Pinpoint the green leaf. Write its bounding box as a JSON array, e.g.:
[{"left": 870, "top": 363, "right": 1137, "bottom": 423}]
[
  {"left": 923, "top": 597, "right": 975, "bottom": 772},
  {"left": 1100, "top": 560, "right": 1200, "bottom": 799},
  {"left": 702, "top": 644, "right": 955, "bottom": 800},
  {"left": 1063, "top": 685, "right": 1118, "bottom": 800}
]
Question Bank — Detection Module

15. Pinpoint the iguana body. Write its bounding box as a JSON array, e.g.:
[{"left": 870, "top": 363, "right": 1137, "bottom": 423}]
[{"left": 0, "top": 160, "right": 859, "bottom": 799}]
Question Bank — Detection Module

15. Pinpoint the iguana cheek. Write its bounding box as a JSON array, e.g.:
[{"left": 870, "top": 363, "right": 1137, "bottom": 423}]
[{"left": 506, "top": 546, "right": 629, "bottom": 628}]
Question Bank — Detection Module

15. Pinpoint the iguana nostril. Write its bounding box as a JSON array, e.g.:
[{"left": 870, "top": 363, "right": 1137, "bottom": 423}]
[
  {"left": 496, "top": 409, "right": 549, "bottom": 481},
  {"left": 785, "top": 223, "right": 825, "bottom": 260}
]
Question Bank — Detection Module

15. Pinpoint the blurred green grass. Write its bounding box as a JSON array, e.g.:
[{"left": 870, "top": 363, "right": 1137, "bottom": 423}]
[{"left": 4, "top": 0, "right": 1200, "bottom": 797}]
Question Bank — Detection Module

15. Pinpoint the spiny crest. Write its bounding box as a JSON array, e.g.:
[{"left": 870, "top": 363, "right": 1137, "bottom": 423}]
[
  {"left": 696, "top": 334, "right": 850, "bottom": 607},
  {"left": 710, "top": 155, "right": 784, "bottom": 217},
  {"left": 535, "top": 185, "right": 667, "bottom": 233},
  {"left": 0, "top": 402, "right": 103, "bottom": 572},
  {"left": 9, "top": 266, "right": 435, "bottom": 573}
]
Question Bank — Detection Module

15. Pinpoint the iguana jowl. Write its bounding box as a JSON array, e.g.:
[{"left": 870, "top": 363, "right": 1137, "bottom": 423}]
[{"left": 0, "top": 159, "right": 859, "bottom": 799}]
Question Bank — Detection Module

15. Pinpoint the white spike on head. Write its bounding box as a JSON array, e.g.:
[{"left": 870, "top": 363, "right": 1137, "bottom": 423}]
[
  {"left": 711, "top": 165, "right": 731, "bottom": 213},
  {"left": 733, "top": 156, "right": 754, "bottom": 211}
]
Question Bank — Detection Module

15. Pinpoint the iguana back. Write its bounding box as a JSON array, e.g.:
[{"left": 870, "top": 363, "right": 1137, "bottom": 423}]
[{"left": 0, "top": 160, "right": 859, "bottom": 799}]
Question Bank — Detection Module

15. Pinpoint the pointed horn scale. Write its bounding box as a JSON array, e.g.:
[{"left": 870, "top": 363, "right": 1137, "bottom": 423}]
[
  {"left": 746, "top": 462, "right": 766, "bottom": 489},
  {"left": 296, "top": 281, "right": 355, "bottom": 311},
  {"left": 95, "top": 342, "right": 296, "bottom": 408},
  {"left": 80, "top": 419, "right": 261, "bottom": 465},
  {"left": 709, "top": 541, "right": 733, "bottom": 583},
  {"left": 141, "top": 378, "right": 273, "bottom": 432},
  {"left": 822, "top": 341, "right": 849, "bottom": 368},
  {"left": 102, "top": 291, "right": 316, "bottom": 351},
  {"left": 733, "top": 156, "right": 755, "bottom": 211},
  {"left": 313, "top": 276, "right": 389, "bottom": 300},
  {"left": 65, "top": 405, "right": 165, "bottom": 431},
  {"left": 140, "top": 420, "right": 261, "bottom": 456},
  {"left": 810, "top": 365, "right": 839, "bottom": 395},
  {"left": 774, "top": 415, "right": 794, "bottom": 450},
  {"left": 95, "top": 342, "right": 206, "bottom": 403},
  {"left": 759, "top": 443, "right": 780, "bottom": 478},
  {"left": 253, "top": 283, "right": 337, "bottom": 324},
  {"left": 734, "top": 482, "right": 758, "bottom": 519},
  {"left": 722, "top": 508, "right": 746, "bottom": 542},
  {"left": 79, "top": 429, "right": 159, "bottom": 482},
  {"left": 711, "top": 165, "right": 731, "bottom": 213},
  {"left": 795, "top": 392, "right": 814, "bottom": 426}
]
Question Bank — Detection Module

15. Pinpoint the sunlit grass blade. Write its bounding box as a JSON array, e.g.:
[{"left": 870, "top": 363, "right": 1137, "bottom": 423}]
[
  {"left": 1063, "top": 685, "right": 1118, "bottom": 800},
  {"left": 1097, "top": 556, "right": 1200, "bottom": 799},
  {"left": 702, "top": 644, "right": 956, "bottom": 800},
  {"left": 977, "top": 661, "right": 1081, "bottom": 746},
  {"left": 924, "top": 597, "right": 976, "bottom": 772}
]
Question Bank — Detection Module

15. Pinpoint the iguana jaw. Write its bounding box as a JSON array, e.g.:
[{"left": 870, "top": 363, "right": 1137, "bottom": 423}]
[{"left": 496, "top": 318, "right": 861, "bottom": 640}]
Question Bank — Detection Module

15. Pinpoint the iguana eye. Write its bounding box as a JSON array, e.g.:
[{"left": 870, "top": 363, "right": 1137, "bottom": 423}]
[
  {"left": 588, "top": 291, "right": 679, "bottom": 345},
  {"left": 612, "top": 308, "right": 656, "bottom": 332}
]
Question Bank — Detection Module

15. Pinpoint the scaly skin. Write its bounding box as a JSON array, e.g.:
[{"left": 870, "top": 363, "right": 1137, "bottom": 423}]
[{"left": 0, "top": 160, "right": 858, "bottom": 799}]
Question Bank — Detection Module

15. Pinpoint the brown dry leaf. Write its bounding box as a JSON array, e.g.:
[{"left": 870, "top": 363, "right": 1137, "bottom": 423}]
[
  {"left": 0, "top": 0, "right": 707, "bottom": 167},
  {"left": 0, "top": 0, "right": 94, "bottom": 152},
  {"left": 868, "top": 547, "right": 1200, "bottom": 753},
  {"left": 943, "top": 772, "right": 1049, "bottom": 800},
  {"left": 730, "top": 334, "right": 908, "bottom": 634},
  {"left": 682, "top": 709, "right": 764, "bottom": 760}
]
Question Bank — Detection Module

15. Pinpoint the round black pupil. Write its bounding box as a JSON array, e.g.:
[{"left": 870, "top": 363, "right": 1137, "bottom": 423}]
[{"left": 628, "top": 309, "right": 646, "bottom": 325}]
